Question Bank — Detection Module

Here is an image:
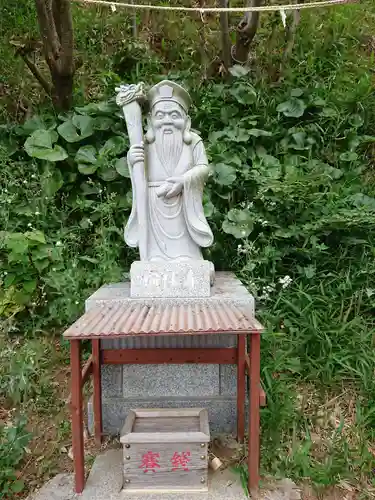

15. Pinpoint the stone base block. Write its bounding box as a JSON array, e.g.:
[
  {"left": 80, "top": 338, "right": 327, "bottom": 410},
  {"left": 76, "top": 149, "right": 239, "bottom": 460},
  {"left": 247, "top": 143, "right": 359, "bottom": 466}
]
[
  {"left": 88, "top": 396, "right": 245, "bottom": 436},
  {"left": 85, "top": 272, "right": 255, "bottom": 313},
  {"left": 130, "top": 260, "right": 214, "bottom": 298}
]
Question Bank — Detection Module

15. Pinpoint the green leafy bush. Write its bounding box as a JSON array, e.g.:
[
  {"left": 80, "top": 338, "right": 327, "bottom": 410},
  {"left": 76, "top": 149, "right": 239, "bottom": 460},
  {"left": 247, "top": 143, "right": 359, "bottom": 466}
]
[{"left": 0, "top": 419, "right": 31, "bottom": 497}]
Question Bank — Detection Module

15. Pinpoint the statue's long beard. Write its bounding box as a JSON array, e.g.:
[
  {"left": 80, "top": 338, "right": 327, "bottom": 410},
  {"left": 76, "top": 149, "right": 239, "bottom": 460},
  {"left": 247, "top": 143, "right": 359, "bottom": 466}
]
[{"left": 154, "top": 129, "right": 183, "bottom": 175}]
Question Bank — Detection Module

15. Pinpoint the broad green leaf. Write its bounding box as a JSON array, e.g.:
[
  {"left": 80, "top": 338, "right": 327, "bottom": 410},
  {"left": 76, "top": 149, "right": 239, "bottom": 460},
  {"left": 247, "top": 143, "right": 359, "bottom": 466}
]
[
  {"left": 98, "top": 165, "right": 118, "bottom": 181},
  {"left": 229, "top": 85, "right": 257, "bottom": 105},
  {"left": 99, "top": 136, "right": 127, "bottom": 157},
  {"left": 291, "top": 88, "right": 304, "bottom": 97},
  {"left": 24, "top": 130, "right": 68, "bottom": 161},
  {"left": 213, "top": 163, "right": 237, "bottom": 186},
  {"left": 5, "top": 233, "right": 29, "bottom": 253},
  {"left": 348, "top": 114, "right": 364, "bottom": 128},
  {"left": 115, "top": 157, "right": 130, "bottom": 177},
  {"left": 33, "top": 259, "right": 50, "bottom": 272},
  {"left": 276, "top": 98, "right": 306, "bottom": 118},
  {"left": 57, "top": 115, "right": 94, "bottom": 142},
  {"left": 222, "top": 209, "right": 254, "bottom": 238},
  {"left": 11, "top": 480, "right": 24, "bottom": 493},
  {"left": 75, "top": 100, "right": 117, "bottom": 115},
  {"left": 203, "top": 200, "right": 214, "bottom": 218},
  {"left": 4, "top": 274, "right": 16, "bottom": 287},
  {"left": 339, "top": 151, "right": 358, "bottom": 162},
  {"left": 16, "top": 115, "right": 46, "bottom": 136},
  {"left": 78, "top": 164, "right": 98, "bottom": 175},
  {"left": 229, "top": 65, "right": 250, "bottom": 77},
  {"left": 23, "top": 279, "right": 37, "bottom": 293},
  {"left": 93, "top": 116, "right": 115, "bottom": 130},
  {"left": 41, "top": 168, "right": 64, "bottom": 196},
  {"left": 75, "top": 145, "right": 97, "bottom": 165},
  {"left": 348, "top": 193, "right": 375, "bottom": 209},
  {"left": 224, "top": 128, "right": 251, "bottom": 142},
  {"left": 25, "top": 230, "right": 46, "bottom": 244},
  {"left": 248, "top": 128, "right": 272, "bottom": 137}
]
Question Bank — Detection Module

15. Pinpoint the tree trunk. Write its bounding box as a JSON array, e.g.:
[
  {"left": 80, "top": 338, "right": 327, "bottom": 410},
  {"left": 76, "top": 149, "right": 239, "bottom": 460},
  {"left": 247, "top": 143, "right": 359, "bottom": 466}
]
[
  {"left": 219, "top": 0, "right": 231, "bottom": 70},
  {"left": 51, "top": 70, "right": 74, "bottom": 110},
  {"left": 233, "top": 0, "right": 263, "bottom": 64},
  {"left": 33, "top": 0, "right": 75, "bottom": 111}
]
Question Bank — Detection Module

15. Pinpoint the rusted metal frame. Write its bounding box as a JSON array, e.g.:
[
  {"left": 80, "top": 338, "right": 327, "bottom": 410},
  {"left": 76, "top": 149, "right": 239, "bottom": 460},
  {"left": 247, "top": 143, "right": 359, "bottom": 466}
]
[
  {"left": 245, "top": 353, "right": 266, "bottom": 407},
  {"left": 70, "top": 340, "right": 85, "bottom": 493},
  {"left": 248, "top": 332, "right": 261, "bottom": 495},
  {"left": 236, "top": 334, "right": 246, "bottom": 443},
  {"left": 92, "top": 340, "right": 102, "bottom": 446},
  {"left": 102, "top": 347, "right": 237, "bottom": 365}
]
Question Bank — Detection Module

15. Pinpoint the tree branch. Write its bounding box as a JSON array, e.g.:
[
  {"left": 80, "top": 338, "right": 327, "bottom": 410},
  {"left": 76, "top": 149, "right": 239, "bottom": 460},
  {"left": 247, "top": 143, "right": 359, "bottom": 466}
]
[
  {"left": 234, "top": 0, "right": 263, "bottom": 64},
  {"left": 34, "top": 0, "right": 61, "bottom": 67},
  {"left": 53, "top": 0, "right": 74, "bottom": 74},
  {"left": 282, "top": 3, "right": 303, "bottom": 62},
  {"left": 219, "top": 0, "right": 231, "bottom": 70},
  {"left": 18, "top": 51, "right": 52, "bottom": 96}
]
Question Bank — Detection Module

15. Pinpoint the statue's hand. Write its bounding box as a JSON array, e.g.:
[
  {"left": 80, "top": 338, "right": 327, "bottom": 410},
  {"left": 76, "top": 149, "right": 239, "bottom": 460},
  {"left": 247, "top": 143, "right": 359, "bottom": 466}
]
[
  {"left": 127, "top": 143, "right": 144, "bottom": 167},
  {"left": 165, "top": 176, "right": 184, "bottom": 199}
]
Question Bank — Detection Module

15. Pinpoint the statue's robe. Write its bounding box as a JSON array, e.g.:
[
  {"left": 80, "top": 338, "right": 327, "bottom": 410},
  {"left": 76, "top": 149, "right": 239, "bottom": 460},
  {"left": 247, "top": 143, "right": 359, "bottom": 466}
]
[{"left": 125, "top": 132, "right": 213, "bottom": 261}]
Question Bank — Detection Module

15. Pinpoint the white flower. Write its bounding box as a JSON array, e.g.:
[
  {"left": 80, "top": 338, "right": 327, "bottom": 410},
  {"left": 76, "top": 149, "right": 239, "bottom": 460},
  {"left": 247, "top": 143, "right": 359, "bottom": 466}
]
[
  {"left": 52, "top": 267, "right": 57, "bottom": 272},
  {"left": 35, "top": 211, "right": 40, "bottom": 215},
  {"left": 3, "top": 271, "right": 7, "bottom": 275},
  {"left": 27, "top": 222, "right": 32, "bottom": 227},
  {"left": 99, "top": 189, "right": 103, "bottom": 194},
  {"left": 75, "top": 300, "right": 79, "bottom": 305},
  {"left": 261, "top": 220, "right": 269, "bottom": 227},
  {"left": 279, "top": 275, "right": 292, "bottom": 289},
  {"left": 23, "top": 180, "right": 27, "bottom": 184},
  {"left": 4, "top": 188, "right": 7, "bottom": 193},
  {"left": 56, "top": 241, "right": 63, "bottom": 247},
  {"left": 31, "top": 302, "right": 36, "bottom": 306}
]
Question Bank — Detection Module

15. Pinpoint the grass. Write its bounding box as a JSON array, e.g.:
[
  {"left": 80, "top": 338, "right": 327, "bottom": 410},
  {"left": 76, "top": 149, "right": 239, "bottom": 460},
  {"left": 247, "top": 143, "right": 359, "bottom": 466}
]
[{"left": 1, "top": 0, "right": 375, "bottom": 498}]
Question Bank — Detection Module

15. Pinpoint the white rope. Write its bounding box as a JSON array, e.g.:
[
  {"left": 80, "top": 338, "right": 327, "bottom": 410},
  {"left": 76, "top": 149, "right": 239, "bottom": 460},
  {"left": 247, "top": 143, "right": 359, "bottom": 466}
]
[{"left": 72, "top": 0, "right": 358, "bottom": 13}]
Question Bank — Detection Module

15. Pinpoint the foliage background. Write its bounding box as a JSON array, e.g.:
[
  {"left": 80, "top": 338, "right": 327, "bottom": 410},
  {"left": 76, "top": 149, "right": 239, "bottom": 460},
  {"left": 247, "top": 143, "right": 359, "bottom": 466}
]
[{"left": 1, "top": 0, "right": 375, "bottom": 497}]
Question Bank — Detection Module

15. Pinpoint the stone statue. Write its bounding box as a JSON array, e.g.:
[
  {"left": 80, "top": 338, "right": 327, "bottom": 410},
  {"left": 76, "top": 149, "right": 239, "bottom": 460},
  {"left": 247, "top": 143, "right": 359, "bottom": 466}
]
[{"left": 116, "top": 81, "right": 213, "bottom": 263}]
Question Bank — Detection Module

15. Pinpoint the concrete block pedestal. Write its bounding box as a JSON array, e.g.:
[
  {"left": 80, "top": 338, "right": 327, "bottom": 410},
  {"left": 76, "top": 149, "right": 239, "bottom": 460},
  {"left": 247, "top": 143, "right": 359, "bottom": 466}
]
[{"left": 86, "top": 272, "right": 254, "bottom": 436}]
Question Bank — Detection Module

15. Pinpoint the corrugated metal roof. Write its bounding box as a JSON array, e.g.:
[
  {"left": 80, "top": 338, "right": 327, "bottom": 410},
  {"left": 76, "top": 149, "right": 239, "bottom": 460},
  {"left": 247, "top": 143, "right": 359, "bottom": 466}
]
[{"left": 63, "top": 302, "right": 263, "bottom": 339}]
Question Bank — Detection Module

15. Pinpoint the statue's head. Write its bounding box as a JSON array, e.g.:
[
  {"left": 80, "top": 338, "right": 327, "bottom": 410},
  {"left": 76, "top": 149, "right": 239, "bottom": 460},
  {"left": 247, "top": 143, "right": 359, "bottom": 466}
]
[{"left": 145, "top": 81, "right": 192, "bottom": 145}]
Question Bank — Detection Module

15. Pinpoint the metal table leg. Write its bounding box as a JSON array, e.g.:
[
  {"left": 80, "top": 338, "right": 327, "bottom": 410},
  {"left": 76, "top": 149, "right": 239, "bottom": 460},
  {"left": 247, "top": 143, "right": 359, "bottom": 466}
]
[
  {"left": 248, "top": 332, "right": 260, "bottom": 496},
  {"left": 237, "top": 334, "right": 246, "bottom": 443},
  {"left": 70, "top": 340, "right": 85, "bottom": 493},
  {"left": 92, "top": 339, "right": 103, "bottom": 445}
]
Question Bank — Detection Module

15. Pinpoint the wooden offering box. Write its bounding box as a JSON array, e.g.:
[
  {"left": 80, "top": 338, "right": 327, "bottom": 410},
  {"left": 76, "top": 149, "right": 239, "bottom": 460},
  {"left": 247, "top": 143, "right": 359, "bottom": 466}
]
[{"left": 120, "top": 408, "right": 210, "bottom": 492}]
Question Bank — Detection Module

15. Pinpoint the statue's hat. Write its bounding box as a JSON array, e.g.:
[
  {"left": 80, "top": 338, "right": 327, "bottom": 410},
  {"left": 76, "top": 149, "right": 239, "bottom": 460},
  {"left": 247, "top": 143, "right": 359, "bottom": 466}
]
[{"left": 148, "top": 80, "right": 191, "bottom": 113}]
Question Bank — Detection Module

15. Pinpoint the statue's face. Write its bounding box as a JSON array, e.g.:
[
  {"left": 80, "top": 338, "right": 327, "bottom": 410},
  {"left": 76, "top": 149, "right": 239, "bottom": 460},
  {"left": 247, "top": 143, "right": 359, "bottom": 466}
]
[{"left": 151, "top": 101, "right": 186, "bottom": 133}]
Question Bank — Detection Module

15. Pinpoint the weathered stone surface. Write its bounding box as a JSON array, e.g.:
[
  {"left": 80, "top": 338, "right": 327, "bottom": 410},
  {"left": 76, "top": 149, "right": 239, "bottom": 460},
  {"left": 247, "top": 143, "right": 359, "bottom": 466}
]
[
  {"left": 85, "top": 272, "right": 255, "bottom": 313},
  {"left": 79, "top": 449, "right": 123, "bottom": 500},
  {"left": 130, "top": 260, "right": 213, "bottom": 298},
  {"left": 220, "top": 365, "right": 239, "bottom": 396},
  {"left": 27, "top": 451, "right": 253, "bottom": 499},
  {"left": 88, "top": 396, "right": 240, "bottom": 436},
  {"left": 26, "top": 474, "right": 75, "bottom": 500},
  {"left": 122, "top": 364, "right": 219, "bottom": 397}
]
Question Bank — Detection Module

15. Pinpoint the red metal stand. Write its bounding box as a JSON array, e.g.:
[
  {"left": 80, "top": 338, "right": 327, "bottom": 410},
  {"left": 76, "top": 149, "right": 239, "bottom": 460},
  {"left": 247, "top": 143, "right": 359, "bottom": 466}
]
[{"left": 66, "top": 305, "right": 264, "bottom": 495}]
